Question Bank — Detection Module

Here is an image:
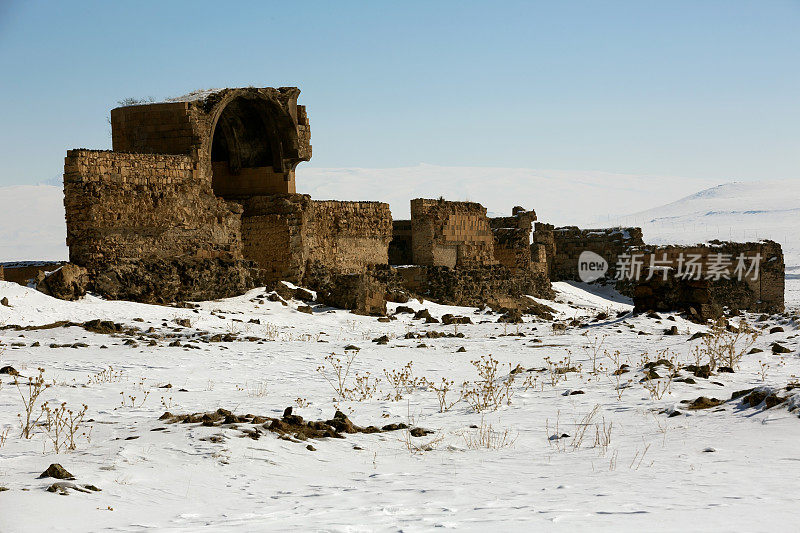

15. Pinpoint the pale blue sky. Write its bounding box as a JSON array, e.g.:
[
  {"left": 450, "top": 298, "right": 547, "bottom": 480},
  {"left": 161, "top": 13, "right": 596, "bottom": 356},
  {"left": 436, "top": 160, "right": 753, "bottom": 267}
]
[{"left": 0, "top": 0, "right": 798, "bottom": 186}]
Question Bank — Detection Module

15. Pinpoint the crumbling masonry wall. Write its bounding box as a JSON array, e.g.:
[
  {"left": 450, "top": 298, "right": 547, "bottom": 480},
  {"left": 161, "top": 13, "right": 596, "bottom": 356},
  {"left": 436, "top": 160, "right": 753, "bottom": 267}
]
[
  {"left": 542, "top": 225, "right": 645, "bottom": 281},
  {"left": 489, "top": 208, "right": 547, "bottom": 275},
  {"left": 60, "top": 87, "right": 316, "bottom": 302},
  {"left": 631, "top": 240, "right": 784, "bottom": 316},
  {"left": 240, "top": 194, "right": 392, "bottom": 285},
  {"left": 110, "top": 87, "right": 311, "bottom": 197},
  {"left": 410, "top": 199, "right": 496, "bottom": 268},
  {"left": 64, "top": 150, "right": 242, "bottom": 267}
]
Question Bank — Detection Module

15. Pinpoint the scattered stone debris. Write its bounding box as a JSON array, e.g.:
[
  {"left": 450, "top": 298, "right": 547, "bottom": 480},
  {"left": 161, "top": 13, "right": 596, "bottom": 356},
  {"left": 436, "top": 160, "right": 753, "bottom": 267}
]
[
  {"left": 441, "top": 314, "right": 472, "bottom": 325},
  {"left": 297, "top": 305, "right": 314, "bottom": 314},
  {"left": 413, "top": 309, "right": 433, "bottom": 321},
  {"left": 772, "top": 343, "right": 791, "bottom": 354},
  {"left": 644, "top": 358, "right": 674, "bottom": 370},
  {"left": 664, "top": 325, "right": 679, "bottom": 335},
  {"left": 46, "top": 482, "right": 101, "bottom": 495},
  {"left": 294, "top": 288, "right": 316, "bottom": 302},
  {"left": 682, "top": 397, "right": 724, "bottom": 410},
  {"left": 684, "top": 364, "right": 711, "bottom": 379},
  {"left": 0, "top": 365, "right": 19, "bottom": 376},
  {"left": 159, "top": 408, "right": 427, "bottom": 445},
  {"left": 39, "top": 464, "right": 75, "bottom": 480},
  {"left": 732, "top": 387, "right": 790, "bottom": 409},
  {"left": 612, "top": 364, "right": 630, "bottom": 375},
  {"left": 496, "top": 308, "right": 523, "bottom": 323}
]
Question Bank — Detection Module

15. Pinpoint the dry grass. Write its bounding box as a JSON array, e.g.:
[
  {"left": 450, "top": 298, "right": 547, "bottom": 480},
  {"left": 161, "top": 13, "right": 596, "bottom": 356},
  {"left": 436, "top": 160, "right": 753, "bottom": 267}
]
[
  {"left": 462, "top": 355, "right": 515, "bottom": 412},
  {"left": 693, "top": 318, "right": 759, "bottom": 371},
  {"left": 349, "top": 372, "right": 381, "bottom": 401},
  {"left": 383, "top": 362, "right": 420, "bottom": 401},
  {"left": 423, "top": 377, "right": 465, "bottom": 412},
  {"left": 41, "top": 401, "right": 89, "bottom": 453},
  {"left": 317, "top": 352, "right": 358, "bottom": 400},
  {"left": 402, "top": 429, "right": 445, "bottom": 454},
  {"left": 246, "top": 380, "right": 269, "bottom": 398},
  {"left": 15, "top": 367, "right": 49, "bottom": 439},
  {"left": 87, "top": 366, "right": 123, "bottom": 385},
  {"left": 461, "top": 417, "right": 517, "bottom": 450}
]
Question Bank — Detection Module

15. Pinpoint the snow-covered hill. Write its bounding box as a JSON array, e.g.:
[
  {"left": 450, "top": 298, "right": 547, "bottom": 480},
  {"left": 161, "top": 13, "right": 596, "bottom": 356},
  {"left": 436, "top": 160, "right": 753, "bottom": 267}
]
[
  {"left": 615, "top": 179, "right": 800, "bottom": 271},
  {"left": 0, "top": 185, "right": 68, "bottom": 262}
]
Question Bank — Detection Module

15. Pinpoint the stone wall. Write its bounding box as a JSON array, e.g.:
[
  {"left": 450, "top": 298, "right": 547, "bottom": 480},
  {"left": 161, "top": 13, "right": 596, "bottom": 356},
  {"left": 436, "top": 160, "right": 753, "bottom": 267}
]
[
  {"left": 631, "top": 240, "right": 784, "bottom": 315},
  {"left": 306, "top": 200, "right": 392, "bottom": 274},
  {"left": 410, "top": 199, "right": 496, "bottom": 268},
  {"left": 111, "top": 102, "right": 196, "bottom": 156},
  {"left": 111, "top": 87, "right": 311, "bottom": 197},
  {"left": 241, "top": 194, "right": 392, "bottom": 285},
  {"left": 546, "top": 226, "right": 645, "bottom": 281},
  {"left": 370, "top": 264, "right": 553, "bottom": 309},
  {"left": 64, "top": 149, "right": 243, "bottom": 268},
  {"left": 0, "top": 262, "right": 65, "bottom": 287},
  {"left": 489, "top": 207, "right": 547, "bottom": 274}
]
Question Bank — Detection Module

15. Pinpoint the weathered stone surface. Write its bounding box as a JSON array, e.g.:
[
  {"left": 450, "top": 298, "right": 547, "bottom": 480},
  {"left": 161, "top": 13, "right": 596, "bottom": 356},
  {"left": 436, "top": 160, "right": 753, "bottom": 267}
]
[
  {"left": 539, "top": 225, "right": 644, "bottom": 281},
  {"left": 39, "top": 464, "right": 75, "bottom": 480},
  {"left": 307, "top": 265, "right": 387, "bottom": 316},
  {"left": 90, "top": 258, "right": 258, "bottom": 304},
  {"left": 410, "top": 199, "right": 496, "bottom": 268},
  {"left": 631, "top": 241, "right": 784, "bottom": 316},
  {"left": 35, "top": 264, "right": 89, "bottom": 301},
  {"left": 241, "top": 194, "right": 392, "bottom": 285},
  {"left": 369, "top": 264, "right": 553, "bottom": 309}
]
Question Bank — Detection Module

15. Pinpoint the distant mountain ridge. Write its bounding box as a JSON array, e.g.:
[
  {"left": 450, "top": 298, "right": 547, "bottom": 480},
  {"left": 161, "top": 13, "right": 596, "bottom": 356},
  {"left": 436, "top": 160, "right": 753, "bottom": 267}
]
[
  {"left": 617, "top": 178, "right": 800, "bottom": 270},
  {"left": 1, "top": 169, "right": 796, "bottom": 270}
]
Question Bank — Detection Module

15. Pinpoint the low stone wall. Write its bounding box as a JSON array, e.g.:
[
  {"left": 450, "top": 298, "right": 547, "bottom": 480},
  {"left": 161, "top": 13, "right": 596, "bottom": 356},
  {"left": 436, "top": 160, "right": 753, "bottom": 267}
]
[
  {"left": 631, "top": 240, "right": 784, "bottom": 315},
  {"left": 241, "top": 194, "right": 392, "bottom": 285},
  {"left": 304, "top": 262, "right": 387, "bottom": 316},
  {"left": 547, "top": 226, "right": 645, "bottom": 281},
  {"left": 0, "top": 262, "right": 65, "bottom": 286},
  {"left": 369, "top": 264, "right": 553, "bottom": 309},
  {"left": 306, "top": 200, "right": 392, "bottom": 274},
  {"left": 64, "top": 149, "right": 243, "bottom": 269}
]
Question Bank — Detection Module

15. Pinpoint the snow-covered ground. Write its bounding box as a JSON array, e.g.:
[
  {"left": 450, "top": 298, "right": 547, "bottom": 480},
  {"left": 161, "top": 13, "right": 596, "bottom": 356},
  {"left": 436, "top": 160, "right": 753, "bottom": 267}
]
[
  {"left": 1, "top": 279, "right": 799, "bottom": 531},
  {"left": 1, "top": 169, "right": 798, "bottom": 530}
]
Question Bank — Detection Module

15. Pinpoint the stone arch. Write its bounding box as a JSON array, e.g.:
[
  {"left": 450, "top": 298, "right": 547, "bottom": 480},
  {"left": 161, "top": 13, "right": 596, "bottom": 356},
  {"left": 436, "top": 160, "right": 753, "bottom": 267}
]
[{"left": 208, "top": 92, "right": 301, "bottom": 198}]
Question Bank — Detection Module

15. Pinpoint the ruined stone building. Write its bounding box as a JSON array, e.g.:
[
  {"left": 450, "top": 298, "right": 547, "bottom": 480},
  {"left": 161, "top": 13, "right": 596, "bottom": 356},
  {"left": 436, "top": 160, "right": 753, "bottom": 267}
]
[{"left": 29, "top": 86, "right": 783, "bottom": 319}]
